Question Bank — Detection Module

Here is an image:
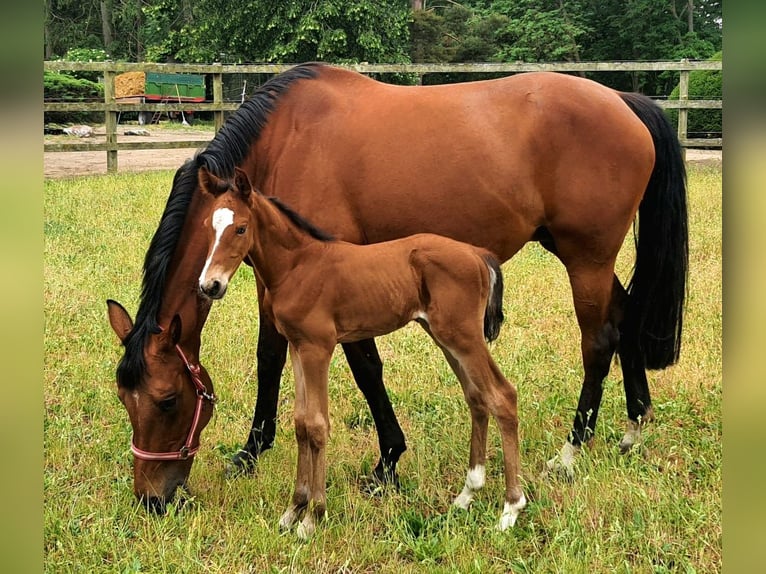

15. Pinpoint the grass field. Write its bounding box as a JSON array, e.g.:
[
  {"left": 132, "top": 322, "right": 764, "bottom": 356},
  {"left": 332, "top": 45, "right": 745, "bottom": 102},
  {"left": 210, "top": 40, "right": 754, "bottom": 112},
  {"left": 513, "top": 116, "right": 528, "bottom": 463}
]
[{"left": 44, "top": 164, "right": 721, "bottom": 573}]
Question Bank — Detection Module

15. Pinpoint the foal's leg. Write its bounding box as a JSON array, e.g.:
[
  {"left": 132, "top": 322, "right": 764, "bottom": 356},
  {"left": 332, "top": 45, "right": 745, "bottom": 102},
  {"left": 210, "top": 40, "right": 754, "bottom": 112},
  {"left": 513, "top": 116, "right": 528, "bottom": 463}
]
[
  {"left": 458, "top": 348, "right": 525, "bottom": 530},
  {"left": 279, "top": 344, "right": 311, "bottom": 532},
  {"left": 547, "top": 264, "right": 620, "bottom": 477},
  {"left": 234, "top": 304, "right": 405, "bottom": 480},
  {"left": 437, "top": 348, "right": 489, "bottom": 510},
  {"left": 280, "top": 343, "right": 332, "bottom": 540},
  {"left": 425, "top": 320, "right": 525, "bottom": 530}
]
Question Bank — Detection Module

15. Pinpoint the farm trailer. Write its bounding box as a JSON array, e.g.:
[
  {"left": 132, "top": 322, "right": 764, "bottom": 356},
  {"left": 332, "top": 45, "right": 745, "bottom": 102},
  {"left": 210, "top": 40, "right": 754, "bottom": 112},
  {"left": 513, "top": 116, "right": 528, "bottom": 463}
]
[{"left": 115, "top": 71, "right": 206, "bottom": 125}]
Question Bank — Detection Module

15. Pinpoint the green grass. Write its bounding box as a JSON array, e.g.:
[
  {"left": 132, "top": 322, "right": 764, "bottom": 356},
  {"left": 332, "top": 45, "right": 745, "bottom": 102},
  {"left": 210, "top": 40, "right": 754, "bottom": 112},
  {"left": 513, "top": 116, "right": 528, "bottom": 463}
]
[{"left": 44, "top": 165, "right": 721, "bottom": 573}]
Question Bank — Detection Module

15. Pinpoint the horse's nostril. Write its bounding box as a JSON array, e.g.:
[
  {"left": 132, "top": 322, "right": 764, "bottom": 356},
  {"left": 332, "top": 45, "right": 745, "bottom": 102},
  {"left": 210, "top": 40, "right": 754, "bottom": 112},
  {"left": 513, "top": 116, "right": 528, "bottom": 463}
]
[{"left": 211, "top": 280, "right": 221, "bottom": 295}]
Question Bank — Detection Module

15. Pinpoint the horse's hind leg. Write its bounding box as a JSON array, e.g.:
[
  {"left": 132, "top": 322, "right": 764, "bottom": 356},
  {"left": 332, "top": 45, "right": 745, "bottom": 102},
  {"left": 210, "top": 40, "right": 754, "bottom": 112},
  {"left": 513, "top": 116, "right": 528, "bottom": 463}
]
[
  {"left": 547, "top": 263, "right": 620, "bottom": 476},
  {"left": 342, "top": 339, "right": 406, "bottom": 485},
  {"left": 612, "top": 276, "right": 654, "bottom": 452}
]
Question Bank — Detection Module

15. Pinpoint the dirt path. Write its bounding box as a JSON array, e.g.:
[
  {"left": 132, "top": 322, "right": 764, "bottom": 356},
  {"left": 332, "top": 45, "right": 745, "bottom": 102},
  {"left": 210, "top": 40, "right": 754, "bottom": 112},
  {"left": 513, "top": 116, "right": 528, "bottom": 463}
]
[
  {"left": 44, "top": 126, "right": 214, "bottom": 179},
  {"left": 43, "top": 127, "right": 721, "bottom": 179}
]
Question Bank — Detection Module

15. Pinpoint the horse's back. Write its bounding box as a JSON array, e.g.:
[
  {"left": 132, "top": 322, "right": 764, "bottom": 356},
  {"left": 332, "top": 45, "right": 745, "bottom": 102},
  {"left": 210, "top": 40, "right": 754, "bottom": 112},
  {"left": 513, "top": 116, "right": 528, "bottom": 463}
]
[{"left": 257, "top": 66, "right": 655, "bottom": 261}]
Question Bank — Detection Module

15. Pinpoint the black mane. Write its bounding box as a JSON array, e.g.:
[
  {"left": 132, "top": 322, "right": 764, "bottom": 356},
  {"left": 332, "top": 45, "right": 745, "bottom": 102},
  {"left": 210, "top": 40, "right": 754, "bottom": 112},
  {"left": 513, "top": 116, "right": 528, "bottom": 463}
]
[
  {"left": 116, "top": 63, "right": 322, "bottom": 388},
  {"left": 267, "top": 196, "right": 335, "bottom": 242}
]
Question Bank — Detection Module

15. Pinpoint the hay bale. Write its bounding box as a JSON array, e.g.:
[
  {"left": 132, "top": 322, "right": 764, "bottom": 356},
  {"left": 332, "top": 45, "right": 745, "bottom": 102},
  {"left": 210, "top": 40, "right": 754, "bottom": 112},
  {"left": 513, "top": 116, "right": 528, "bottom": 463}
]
[{"left": 115, "top": 72, "right": 146, "bottom": 98}]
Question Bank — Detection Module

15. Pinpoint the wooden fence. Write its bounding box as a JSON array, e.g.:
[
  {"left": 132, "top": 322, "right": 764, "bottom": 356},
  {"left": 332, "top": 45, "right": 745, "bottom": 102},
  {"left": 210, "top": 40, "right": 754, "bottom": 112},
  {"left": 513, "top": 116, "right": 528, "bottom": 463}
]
[{"left": 44, "top": 60, "right": 722, "bottom": 173}]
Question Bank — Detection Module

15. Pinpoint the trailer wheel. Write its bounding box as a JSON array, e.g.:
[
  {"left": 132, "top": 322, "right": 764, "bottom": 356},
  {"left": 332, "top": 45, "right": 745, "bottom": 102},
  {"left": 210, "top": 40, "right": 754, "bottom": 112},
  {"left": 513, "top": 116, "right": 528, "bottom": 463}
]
[{"left": 138, "top": 111, "right": 151, "bottom": 125}]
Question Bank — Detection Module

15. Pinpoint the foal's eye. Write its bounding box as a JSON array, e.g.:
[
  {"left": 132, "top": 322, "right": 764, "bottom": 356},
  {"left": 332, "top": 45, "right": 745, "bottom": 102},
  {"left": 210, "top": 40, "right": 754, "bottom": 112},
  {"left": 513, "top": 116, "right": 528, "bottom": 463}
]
[
  {"left": 157, "top": 397, "right": 178, "bottom": 412},
  {"left": 236, "top": 226, "right": 247, "bottom": 235}
]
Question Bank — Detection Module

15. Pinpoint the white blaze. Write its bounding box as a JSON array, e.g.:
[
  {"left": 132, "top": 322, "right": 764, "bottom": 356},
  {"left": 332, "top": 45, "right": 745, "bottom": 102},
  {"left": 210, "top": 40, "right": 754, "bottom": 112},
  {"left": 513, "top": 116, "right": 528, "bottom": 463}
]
[{"left": 199, "top": 207, "right": 234, "bottom": 284}]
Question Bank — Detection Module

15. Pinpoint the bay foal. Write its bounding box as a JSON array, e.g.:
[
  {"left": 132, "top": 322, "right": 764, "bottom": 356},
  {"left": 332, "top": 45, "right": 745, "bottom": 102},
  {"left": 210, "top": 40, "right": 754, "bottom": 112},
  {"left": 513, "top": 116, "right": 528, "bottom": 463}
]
[{"left": 197, "top": 166, "right": 525, "bottom": 537}]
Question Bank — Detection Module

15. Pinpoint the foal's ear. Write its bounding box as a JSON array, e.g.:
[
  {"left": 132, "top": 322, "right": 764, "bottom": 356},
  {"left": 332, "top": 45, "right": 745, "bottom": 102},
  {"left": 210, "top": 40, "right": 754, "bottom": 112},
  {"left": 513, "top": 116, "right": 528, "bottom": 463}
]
[
  {"left": 234, "top": 167, "right": 253, "bottom": 199},
  {"left": 198, "top": 166, "right": 229, "bottom": 197},
  {"left": 106, "top": 299, "right": 133, "bottom": 343}
]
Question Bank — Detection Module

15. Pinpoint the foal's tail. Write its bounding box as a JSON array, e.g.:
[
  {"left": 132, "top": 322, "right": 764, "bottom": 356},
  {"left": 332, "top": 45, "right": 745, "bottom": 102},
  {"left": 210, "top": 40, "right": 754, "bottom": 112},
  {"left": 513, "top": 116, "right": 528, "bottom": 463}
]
[
  {"left": 482, "top": 254, "right": 505, "bottom": 343},
  {"left": 620, "top": 92, "right": 688, "bottom": 369}
]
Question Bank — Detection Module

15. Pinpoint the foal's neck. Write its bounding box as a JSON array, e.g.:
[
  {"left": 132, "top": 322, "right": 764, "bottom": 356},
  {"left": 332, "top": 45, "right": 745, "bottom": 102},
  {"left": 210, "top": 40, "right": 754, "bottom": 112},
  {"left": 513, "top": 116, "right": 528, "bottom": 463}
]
[{"left": 247, "top": 194, "right": 320, "bottom": 289}]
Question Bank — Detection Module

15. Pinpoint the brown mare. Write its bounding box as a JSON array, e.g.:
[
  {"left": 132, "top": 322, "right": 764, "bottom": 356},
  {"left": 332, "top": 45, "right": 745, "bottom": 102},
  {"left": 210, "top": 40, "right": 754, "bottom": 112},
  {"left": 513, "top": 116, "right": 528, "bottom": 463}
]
[
  {"left": 196, "top": 166, "right": 524, "bottom": 536},
  {"left": 107, "top": 63, "right": 687, "bottom": 511}
]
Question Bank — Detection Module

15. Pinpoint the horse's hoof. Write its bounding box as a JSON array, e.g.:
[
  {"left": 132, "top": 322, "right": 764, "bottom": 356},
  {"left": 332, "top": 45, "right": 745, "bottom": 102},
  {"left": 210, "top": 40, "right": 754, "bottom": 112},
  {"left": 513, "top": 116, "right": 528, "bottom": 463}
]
[
  {"left": 224, "top": 449, "right": 257, "bottom": 478},
  {"left": 544, "top": 442, "right": 579, "bottom": 481},
  {"left": 361, "top": 464, "right": 400, "bottom": 495},
  {"left": 619, "top": 419, "right": 642, "bottom": 454}
]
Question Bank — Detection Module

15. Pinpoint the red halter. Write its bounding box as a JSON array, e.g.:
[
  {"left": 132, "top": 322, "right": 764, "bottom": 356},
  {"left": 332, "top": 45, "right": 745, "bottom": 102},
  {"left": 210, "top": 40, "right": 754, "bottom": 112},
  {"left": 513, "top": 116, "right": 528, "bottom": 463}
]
[{"left": 130, "top": 344, "right": 217, "bottom": 461}]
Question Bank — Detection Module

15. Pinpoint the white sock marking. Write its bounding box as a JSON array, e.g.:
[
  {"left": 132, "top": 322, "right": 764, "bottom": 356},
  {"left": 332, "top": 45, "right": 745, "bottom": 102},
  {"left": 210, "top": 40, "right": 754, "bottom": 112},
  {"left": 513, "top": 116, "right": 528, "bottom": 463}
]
[
  {"left": 453, "top": 465, "right": 485, "bottom": 510},
  {"left": 546, "top": 441, "right": 580, "bottom": 477},
  {"left": 199, "top": 207, "right": 234, "bottom": 285},
  {"left": 497, "top": 493, "right": 527, "bottom": 531}
]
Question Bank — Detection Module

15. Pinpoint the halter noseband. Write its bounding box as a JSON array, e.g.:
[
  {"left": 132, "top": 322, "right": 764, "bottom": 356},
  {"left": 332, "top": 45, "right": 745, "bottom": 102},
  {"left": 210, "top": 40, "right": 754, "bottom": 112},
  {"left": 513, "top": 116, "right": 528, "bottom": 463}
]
[{"left": 130, "top": 343, "right": 217, "bottom": 461}]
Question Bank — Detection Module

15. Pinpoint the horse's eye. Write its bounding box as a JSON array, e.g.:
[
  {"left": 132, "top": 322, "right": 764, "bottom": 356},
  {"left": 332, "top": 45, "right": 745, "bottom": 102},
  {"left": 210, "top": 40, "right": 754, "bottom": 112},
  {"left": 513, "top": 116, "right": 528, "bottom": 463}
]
[
  {"left": 158, "top": 396, "right": 177, "bottom": 412},
  {"left": 236, "top": 226, "right": 246, "bottom": 235}
]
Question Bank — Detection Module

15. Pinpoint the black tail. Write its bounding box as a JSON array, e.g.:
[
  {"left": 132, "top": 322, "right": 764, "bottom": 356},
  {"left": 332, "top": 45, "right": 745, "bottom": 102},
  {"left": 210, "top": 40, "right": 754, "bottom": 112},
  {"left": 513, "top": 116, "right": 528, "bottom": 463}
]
[
  {"left": 483, "top": 254, "right": 505, "bottom": 342},
  {"left": 620, "top": 92, "right": 688, "bottom": 369}
]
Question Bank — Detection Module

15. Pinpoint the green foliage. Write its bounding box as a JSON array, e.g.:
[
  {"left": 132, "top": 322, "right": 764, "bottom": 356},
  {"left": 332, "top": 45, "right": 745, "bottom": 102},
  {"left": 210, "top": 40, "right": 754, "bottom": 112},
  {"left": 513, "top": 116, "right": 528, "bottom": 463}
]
[
  {"left": 45, "top": 0, "right": 723, "bottom": 96},
  {"left": 142, "top": 0, "right": 411, "bottom": 64},
  {"left": 667, "top": 51, "right": 722, "bottom": 136},
  {"left": 44, "top": 71, "right": 104, "bottom": 125}
]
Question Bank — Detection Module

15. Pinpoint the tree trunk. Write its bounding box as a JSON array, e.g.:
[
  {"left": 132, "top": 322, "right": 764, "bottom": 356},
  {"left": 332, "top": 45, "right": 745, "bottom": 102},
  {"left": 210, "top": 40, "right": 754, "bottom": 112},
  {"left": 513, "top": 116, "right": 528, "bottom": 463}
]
[
  {"left": 100, "top": 1, "right": 113, "bottom": 51},
  {"left": 687, "top": 0, "right": 694, "bottom": 33},
  {"left": 411, "top": 1, "right": 424, "bottom": 10}
]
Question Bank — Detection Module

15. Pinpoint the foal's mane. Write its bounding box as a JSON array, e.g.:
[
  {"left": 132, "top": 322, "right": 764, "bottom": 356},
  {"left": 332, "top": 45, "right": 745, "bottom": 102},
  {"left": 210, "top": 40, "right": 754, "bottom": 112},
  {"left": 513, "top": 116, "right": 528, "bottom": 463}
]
[
  {"left": 116, "top": 63, "right": 322, "bottom": 388},
  {"left": 266, "top": 196, "right": 335, "bottom": 242}
]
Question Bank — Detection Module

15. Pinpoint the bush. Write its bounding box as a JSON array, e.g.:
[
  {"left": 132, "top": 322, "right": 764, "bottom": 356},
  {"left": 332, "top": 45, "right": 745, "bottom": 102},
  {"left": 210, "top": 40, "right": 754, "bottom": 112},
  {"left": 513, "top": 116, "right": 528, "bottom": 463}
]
[
  {"left": 44, "top": 71, "right": 104, "bottom": 125},
  {"left": 667, "top": 51, "right": 722, "bottom": 138}
]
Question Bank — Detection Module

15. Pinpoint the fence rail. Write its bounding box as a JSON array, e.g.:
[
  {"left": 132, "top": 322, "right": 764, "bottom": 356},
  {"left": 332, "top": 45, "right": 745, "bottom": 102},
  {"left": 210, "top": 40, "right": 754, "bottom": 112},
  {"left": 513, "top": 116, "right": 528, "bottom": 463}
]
[{"left": 44, "top": 60, "right": 722, "bottom": 173}]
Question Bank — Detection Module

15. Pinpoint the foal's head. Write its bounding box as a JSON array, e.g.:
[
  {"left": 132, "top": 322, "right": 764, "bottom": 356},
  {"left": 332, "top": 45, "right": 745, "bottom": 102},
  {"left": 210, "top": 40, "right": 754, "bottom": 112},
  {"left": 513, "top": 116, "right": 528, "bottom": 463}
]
[{"left": 198, "top": 166, "right": 254, "bottom": 300}]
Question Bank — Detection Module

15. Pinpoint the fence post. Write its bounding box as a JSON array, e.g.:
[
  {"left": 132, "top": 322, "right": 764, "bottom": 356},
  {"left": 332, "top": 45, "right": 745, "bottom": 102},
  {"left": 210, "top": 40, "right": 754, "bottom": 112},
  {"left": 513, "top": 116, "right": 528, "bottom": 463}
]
[
  {"left": 677, "top": 61, "right": 689, "bottom": 161},
  {"left": 103, "top": 70, "right": 118, "bottom": 172},
  {"left": 212, "top": 66, "right": 224, "bottom": 133}
]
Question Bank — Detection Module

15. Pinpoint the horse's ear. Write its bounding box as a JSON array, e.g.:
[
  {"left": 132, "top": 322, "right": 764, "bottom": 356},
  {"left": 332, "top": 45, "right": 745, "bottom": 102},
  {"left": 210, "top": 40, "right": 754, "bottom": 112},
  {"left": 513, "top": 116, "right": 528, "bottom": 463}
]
[
  {"left": 198, "top": 166, "right": 228, "bottom": 197},
  {"left": 107, "top": 299, "right": 133, "bottom": 343},
  {"left": 234, "top": 167, "right": 252, "bottom": 199},
  {"left": 168, "top": 314, "right": 183, "bottom": 346}
]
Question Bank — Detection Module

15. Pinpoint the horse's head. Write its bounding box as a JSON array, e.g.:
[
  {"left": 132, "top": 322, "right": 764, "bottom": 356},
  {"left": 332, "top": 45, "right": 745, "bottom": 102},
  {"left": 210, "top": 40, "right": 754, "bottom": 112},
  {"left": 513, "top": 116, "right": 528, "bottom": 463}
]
[
  {"left": 197, "top": 166, "right": 254, "bottom": 300},
  {"left": 106, "top": 300, "right": 216, "bottom": 513}
]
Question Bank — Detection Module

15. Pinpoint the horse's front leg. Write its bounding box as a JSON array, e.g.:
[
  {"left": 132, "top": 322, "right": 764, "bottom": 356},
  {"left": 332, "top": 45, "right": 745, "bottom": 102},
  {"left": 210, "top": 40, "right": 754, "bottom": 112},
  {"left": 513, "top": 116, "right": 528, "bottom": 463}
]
[
  {"left": 230, "top": 312, "right": 288, "bottom": 473},
  {"left": 341, "top": 339, "right": 406, "bottom": 485}
]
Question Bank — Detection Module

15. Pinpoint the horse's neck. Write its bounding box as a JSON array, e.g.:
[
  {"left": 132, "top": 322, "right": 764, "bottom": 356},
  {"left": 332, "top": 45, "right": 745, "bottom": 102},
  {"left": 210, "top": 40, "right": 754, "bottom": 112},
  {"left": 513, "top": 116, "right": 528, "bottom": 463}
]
[
  {"left": 156, "top": 208, "right": 213, "bottom": 354},
  {"left": 248, "top": 195, "right": 315, "bottom": 289}
]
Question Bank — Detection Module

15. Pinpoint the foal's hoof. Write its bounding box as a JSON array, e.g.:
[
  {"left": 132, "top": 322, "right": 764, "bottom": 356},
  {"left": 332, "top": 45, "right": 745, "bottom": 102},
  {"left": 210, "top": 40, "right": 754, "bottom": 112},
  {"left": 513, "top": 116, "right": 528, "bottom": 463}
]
[
  {"left": 224, "top": 449, "right": 257, "bottom": 477},
  {"left": 296, "top": 516, "right": 316, "bottom": 541},
  {"left": 496, "top": 494, "right": 527, "bottom": 531}
]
